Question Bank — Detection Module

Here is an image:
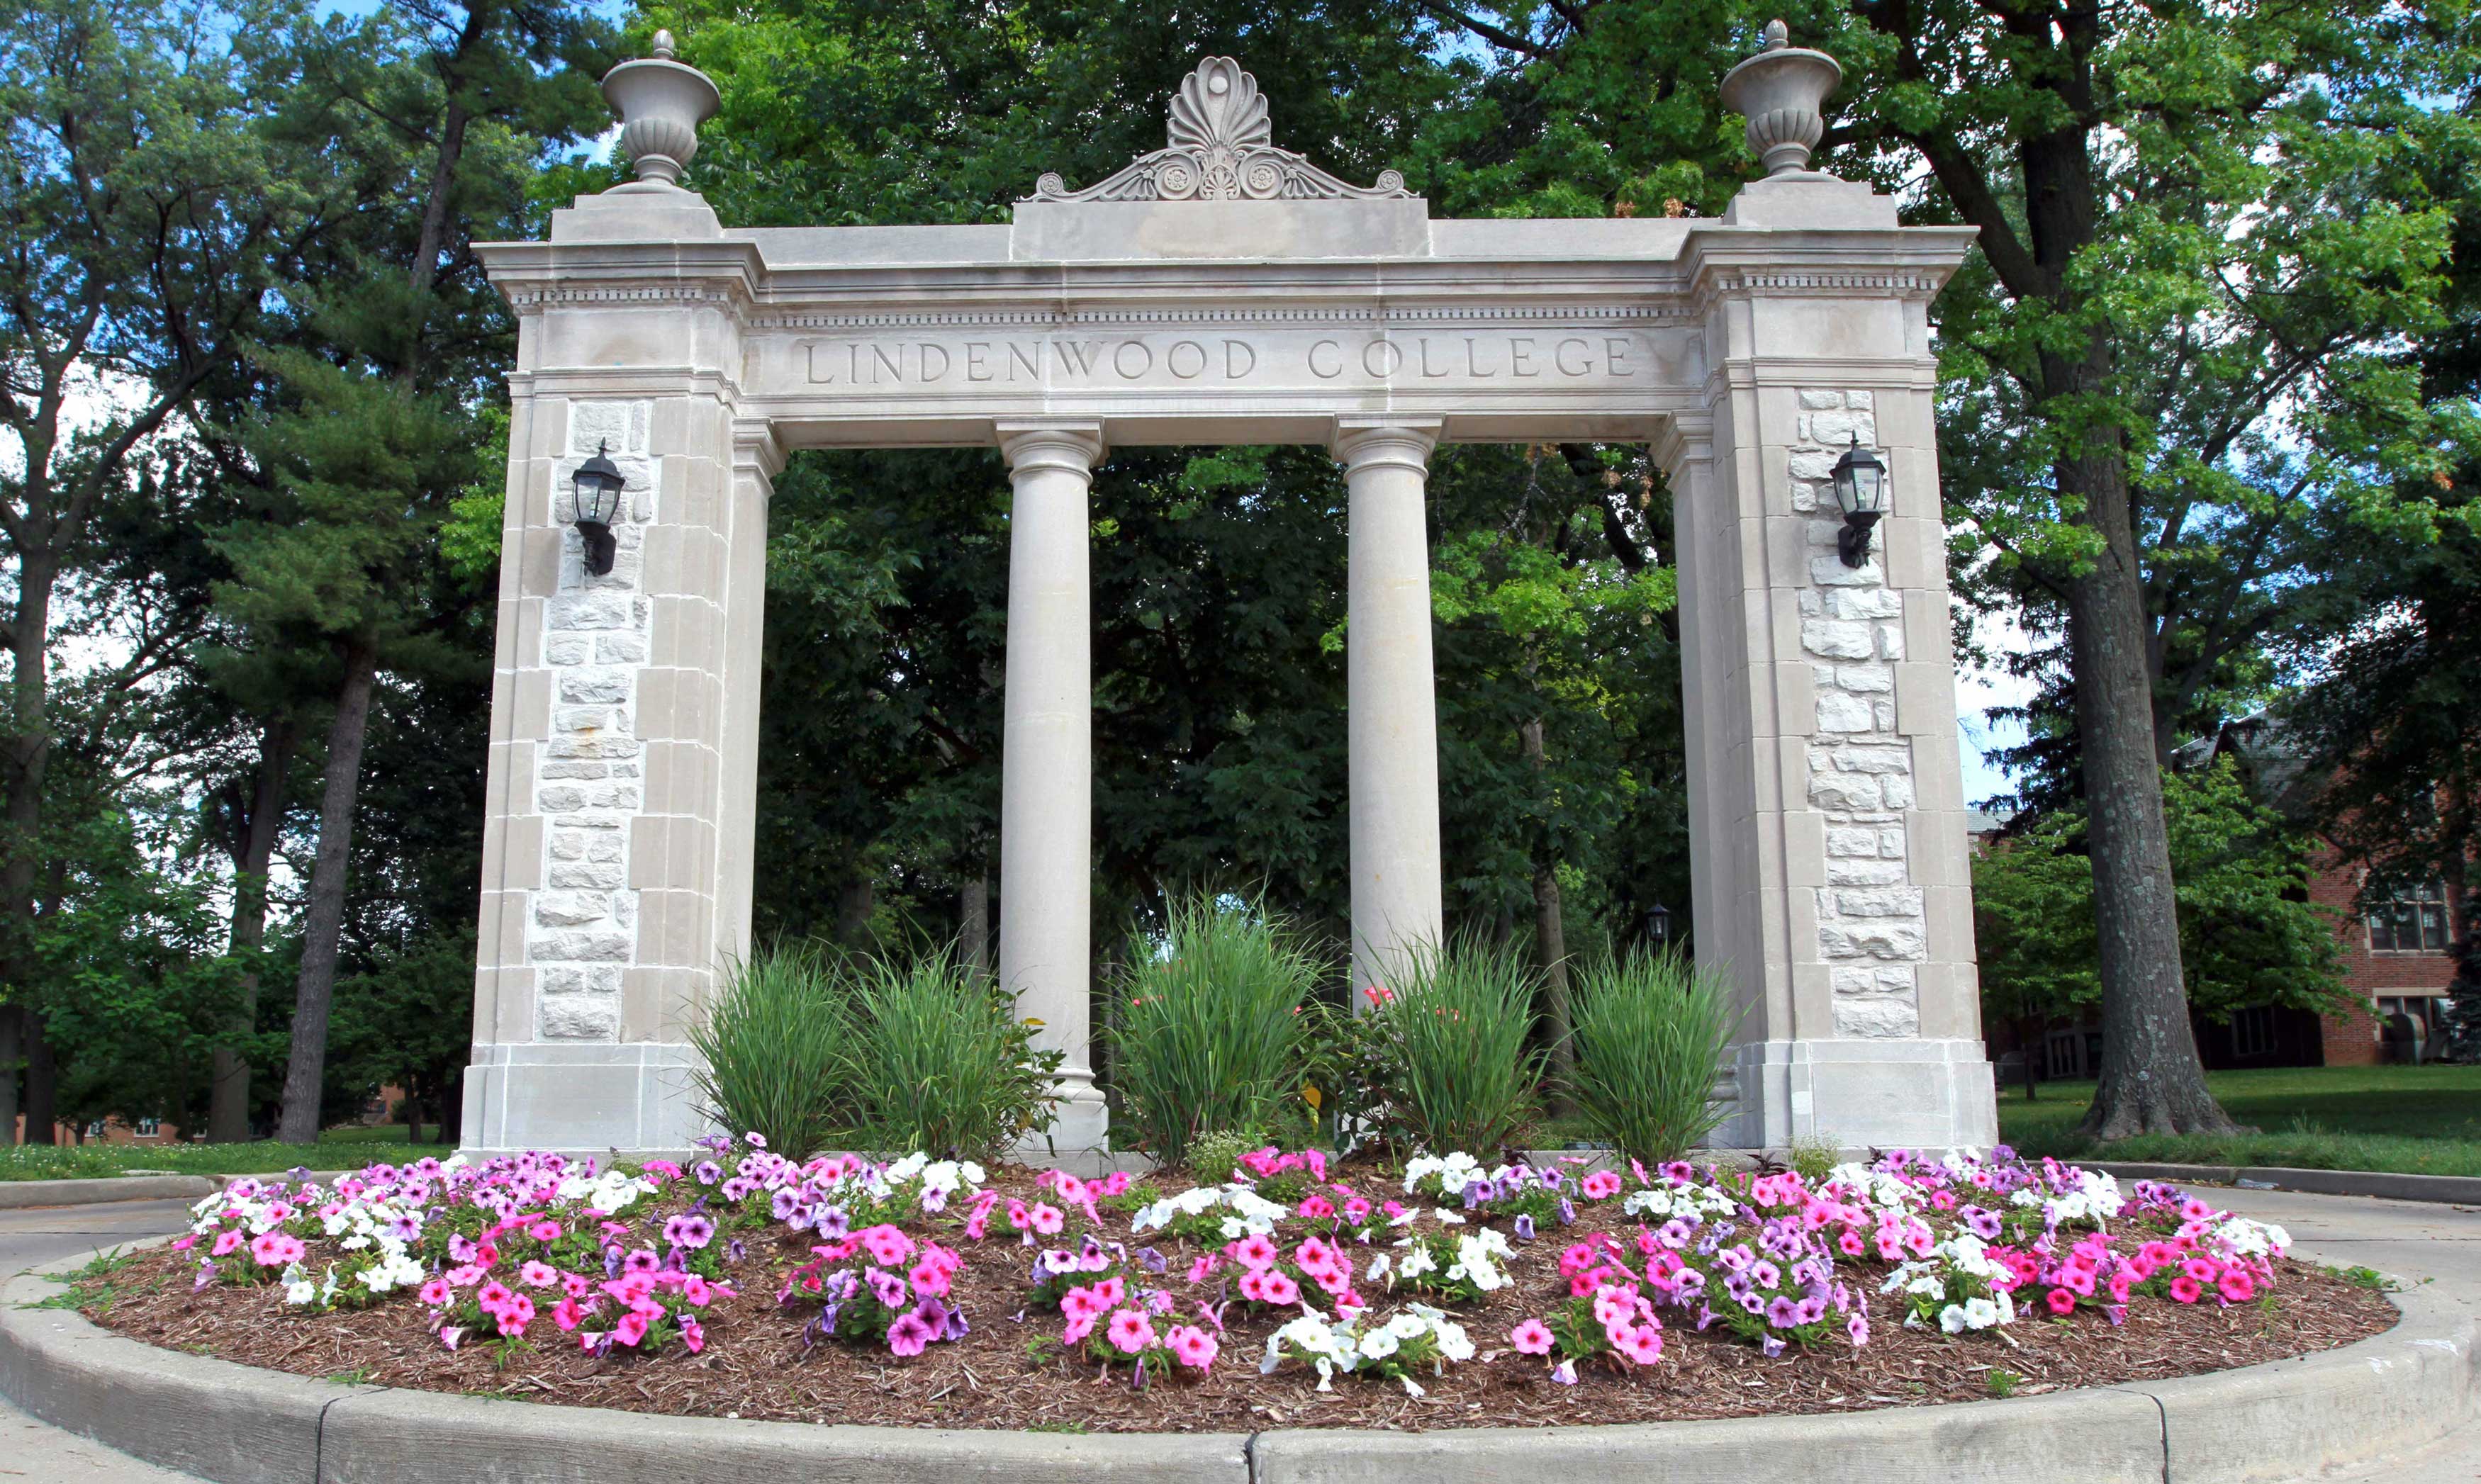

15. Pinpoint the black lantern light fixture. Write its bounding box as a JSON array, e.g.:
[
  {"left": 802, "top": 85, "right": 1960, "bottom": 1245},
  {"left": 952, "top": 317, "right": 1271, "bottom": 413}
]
[
  {"left": 1645, "top": 899, "right": 1673, "bottom": 948},
  {"left": 571, "top": 441, "right": 626, "bottom": 577},
  {"left": 1830, "top": 434, "right": 1889, "bottom": 568}
]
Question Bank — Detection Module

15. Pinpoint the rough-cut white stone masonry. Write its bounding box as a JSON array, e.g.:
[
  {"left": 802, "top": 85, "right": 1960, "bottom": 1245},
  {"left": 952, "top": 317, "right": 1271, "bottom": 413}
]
[
  {"left": 1788, "top": 391, "right": 1930, "bottom": 1041},
  {"left": 527, "top": 400, "right": 657, "bottom": 1045}
]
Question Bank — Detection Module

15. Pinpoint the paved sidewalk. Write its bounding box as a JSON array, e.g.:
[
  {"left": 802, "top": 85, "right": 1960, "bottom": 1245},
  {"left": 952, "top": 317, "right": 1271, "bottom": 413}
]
[
  {"left": 2209, "top": 1188, "right": 2481, "bottom": 1484},
  {"left": 0, "top": 1196, "right": 205, "bottom": 1481},
  {"left": 0, "top": 1188, "right": 2472, "bottom": 1483}
]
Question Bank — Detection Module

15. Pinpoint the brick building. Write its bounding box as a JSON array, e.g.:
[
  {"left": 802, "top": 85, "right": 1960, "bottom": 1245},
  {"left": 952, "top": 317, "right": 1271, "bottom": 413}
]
[
  {"left": 1982, "top": 716, "right": 2469, "bottom": 1077},
  {"left": 2299, "top": 857, "right": 2461, "bottom": 1067}
]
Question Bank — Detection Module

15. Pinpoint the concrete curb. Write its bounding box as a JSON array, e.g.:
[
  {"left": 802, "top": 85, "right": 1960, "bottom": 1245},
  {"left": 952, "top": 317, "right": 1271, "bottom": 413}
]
[
  {"left": 0, "top": 1175, "right": 219, "bottom": 1209},
  {"left": 0, "top": 1170, "right": 376, "bottom": 1211},
  {"left": 2088, "top": 1161, "right": 2481, "bottom": 1207},
  {"left": 0, "top": 1249, "right": 2470, "bottom": 1484}
]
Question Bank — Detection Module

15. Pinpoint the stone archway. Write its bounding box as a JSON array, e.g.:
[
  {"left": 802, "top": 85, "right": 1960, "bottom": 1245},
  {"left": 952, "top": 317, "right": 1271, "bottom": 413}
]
[{"left": 464, "top": 41, "right": 1998, "bottom": 1162}]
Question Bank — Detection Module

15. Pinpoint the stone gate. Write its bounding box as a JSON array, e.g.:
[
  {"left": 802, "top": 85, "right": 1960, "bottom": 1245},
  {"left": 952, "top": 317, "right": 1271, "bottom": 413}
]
[{"left": 466, "top": 35, "right": 1999, "bottom": 1161}]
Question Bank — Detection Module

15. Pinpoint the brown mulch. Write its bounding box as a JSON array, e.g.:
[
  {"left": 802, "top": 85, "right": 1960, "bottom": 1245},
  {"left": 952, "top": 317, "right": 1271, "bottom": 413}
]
[{"left": 73, "top": 1164, "right": 2397, "bottom": 1433}]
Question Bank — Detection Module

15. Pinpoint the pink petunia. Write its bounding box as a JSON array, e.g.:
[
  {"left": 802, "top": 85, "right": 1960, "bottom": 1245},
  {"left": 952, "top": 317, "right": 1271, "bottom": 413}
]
[
  {"left": 1258, "top": 1270, "right": 1300, "bottom": 1305},
  {"left": 858, "top": 1225, "right": 914, "bottom": 1267},
  {"left": 1580, "top": 1170, "right": 1623, "bottom": 1201},
  {"left": 612, "top": 1310, "right": 651, "bottom": 1347},
  {"left": 886, "top": 1312, "right": 935, "bottom": 1358},
  {"left": 520, "top": 1261, "right": 559, "bottom": 1288},
  {"left": 211, "top": 1230, "right": 244, "bottom": 1259},
  {"left": 1106, "top": 1308, "right": 1157, "bottom": 1355},
  {"left": 1230, "top": 1234, "right": 1279, "bottom": 1270},
  {"left": 1615, "top": 1324, "right": 1664, "bottom": 1366},
  {"left": 2044, "top": 1287, "right": 2076, "bottom": 1316},
  {"left": 1509, "top": 1318, "right": 1554, "bottom": 1355},
  {"left": 248, "top": 1232, "right": 304, "bottom": 1268},
  {"left": 1029, "top": 1203, "right": 1065, "bottom": 1237},
  {"left": 1167, "top": 1324, "right": 1218, "bottom": 1370}
]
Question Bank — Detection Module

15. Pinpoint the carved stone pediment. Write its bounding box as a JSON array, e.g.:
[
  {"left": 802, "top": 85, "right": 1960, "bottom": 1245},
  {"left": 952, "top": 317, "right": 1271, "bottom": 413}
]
[{"left": 1026, "top": 57, "right": 1412, "bottom": 203}]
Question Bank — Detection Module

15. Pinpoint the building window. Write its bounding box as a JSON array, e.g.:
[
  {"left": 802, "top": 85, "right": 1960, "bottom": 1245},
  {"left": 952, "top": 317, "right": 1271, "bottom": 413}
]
[
  {"left": 135, "top": 1117, "right": 159, "bottom": 1138},
  {"left": 2377, "top": 995, "right": 2451, "bottom": 1032},
  {"left": 2368, "top": 882, "right": 2452, "bottom": 954},
  {"left": 2231, "top": 1006, "right": 2278, "bottom": 1059}
]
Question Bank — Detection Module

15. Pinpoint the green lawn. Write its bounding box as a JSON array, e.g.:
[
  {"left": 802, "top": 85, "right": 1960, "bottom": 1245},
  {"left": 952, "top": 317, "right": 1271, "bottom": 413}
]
[
  {"left": 0, "top": 1125, "right": 456, "bottom": 1182},
  {"left": 1999, "top": 1064, "right": 2481, "bottom": 1178}
]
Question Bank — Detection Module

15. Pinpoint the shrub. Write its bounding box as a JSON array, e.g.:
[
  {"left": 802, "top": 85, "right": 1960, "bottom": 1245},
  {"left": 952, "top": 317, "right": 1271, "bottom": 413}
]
[
  {"left": 1370, "top": 935, "right": 1543, "bottom": 1155},
  {"left": 843, "top": 950, "right": 1061, "bottom": 1161},
  {"left": 1567, "top": 949, "right": 1740, "bottom": 1162},
  {"left": 688, "top": 944, "right": 853, "bottom": 1159},
  {"left": 1111, "top": 895, "right": 1322, "bottom": 1167}
]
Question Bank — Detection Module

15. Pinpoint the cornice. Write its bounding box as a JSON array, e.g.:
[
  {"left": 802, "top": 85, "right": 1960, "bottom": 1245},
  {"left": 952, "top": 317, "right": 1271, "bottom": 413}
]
[
  {"left": 480, "top": 222, "right": 1980, "bottom": 330},
  {"left": 742, "top": 303, "right": 1698, "bottom": 332}
]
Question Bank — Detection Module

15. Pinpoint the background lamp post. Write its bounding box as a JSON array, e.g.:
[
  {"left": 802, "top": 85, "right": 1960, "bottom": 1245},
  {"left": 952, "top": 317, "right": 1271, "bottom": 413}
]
[
  {"left": 571, "top": 442, "right": 625, "bottom": 576},
  {"left": 1645, "top": 899, "right": 1672, "bottom": 948},
  {"left": 1831, "top": 434, "right": 1888, "bottom": 568}
]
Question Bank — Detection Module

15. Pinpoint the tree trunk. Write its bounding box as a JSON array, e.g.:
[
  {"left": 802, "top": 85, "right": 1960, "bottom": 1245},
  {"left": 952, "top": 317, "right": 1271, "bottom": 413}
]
[
  {"left": 2, "top": 551, "right": 56, "bottom": 1145},
  {"left": 1520, "top": 718, "right": 1575, "bottom": 1104},
  {"left": 23, "top": 1012, "right": 55, "bottom": 1146},
  {"left": 836, "top": 877, "right": 875, "bottom": 948},
  {"left": 210, "top": 719, "right": 295, "bottom": 1142},
  {"left": 960, "top": 872, "right": 990, "bottom": 977},
  {"left": 438, "top": 1062, "right": 464, "bottom": 1147},
  {"left": 0, "top": 1007, "right": 16, "bottom": 1145},
  {"left": 2061, "top": 445, "right": 2237, "bottom": 1139},
  {"left": 1533, "top": 860, "right": 1574, "bottom": 1099},
  {"left": 277, "top": 641, "right": 380, "bottom": 1145}
]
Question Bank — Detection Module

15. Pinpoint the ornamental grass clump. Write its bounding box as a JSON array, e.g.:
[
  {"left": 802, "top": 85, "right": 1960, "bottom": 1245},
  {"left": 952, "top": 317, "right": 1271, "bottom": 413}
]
[
  {"left": 1366, "top": 935, "right": 1542, "bottom": 1155},
  {"left": 1111, "top": 895, "right": 1322, "bottom": 1167},
  {"left": 843, "top": 950, "right": 1061, "bottom": 1160},
  {"left": 688, "top": 945, "right": 853, "bottom": 1159},
  {"left": 1567, "top": 948, "right": 1740, "bottom": 1162}
]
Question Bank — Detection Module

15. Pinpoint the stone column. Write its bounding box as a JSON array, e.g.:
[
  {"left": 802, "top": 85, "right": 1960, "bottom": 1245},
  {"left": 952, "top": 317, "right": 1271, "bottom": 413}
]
[
  {"left": 1671, "top": 185, "right": 1996, "bottom": 1152},
  {"left": 1333, "top": 419, "right": 1447, "bottom": 999},
  {"left": 466, "top": 187, "right": 775, "bottom": 1157},
  {"left": 996, "top": 422, "right": 1109, "bottom": 1158}
]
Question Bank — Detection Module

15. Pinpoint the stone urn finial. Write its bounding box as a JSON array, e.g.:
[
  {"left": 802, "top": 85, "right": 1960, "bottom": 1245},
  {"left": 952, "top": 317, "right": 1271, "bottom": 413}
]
[
  {"left": 1718, "top": 19, "right": 1843, "bottom": 178},
  {"left": 601, "top": 29, "right": 720, "bottom": 190}
]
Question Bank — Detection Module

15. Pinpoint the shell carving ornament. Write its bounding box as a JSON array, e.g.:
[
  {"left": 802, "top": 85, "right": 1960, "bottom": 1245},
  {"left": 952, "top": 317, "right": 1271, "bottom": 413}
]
[{"left": 1029, "top": 57, "right": 1411, "bottom": 203}]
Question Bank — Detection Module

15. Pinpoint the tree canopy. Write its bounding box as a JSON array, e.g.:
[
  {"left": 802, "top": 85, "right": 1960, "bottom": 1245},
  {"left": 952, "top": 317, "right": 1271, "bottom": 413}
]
[{"left": 0, "top": 0, "right": 2474, "bottom": 1145}]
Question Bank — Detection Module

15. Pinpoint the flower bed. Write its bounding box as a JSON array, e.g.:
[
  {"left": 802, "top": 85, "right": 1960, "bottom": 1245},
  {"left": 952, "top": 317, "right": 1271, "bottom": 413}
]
[{"left": 70, "top": 1138, "right": 2393, "bottom": 1432}]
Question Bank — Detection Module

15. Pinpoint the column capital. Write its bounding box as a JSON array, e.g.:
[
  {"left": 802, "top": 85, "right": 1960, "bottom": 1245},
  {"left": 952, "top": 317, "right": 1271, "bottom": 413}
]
[
  {"left": 1331, "top": 417, "right": 1443, "bottom": 474},
  {"left": 996, "top": 421, "right": 1107, "bottom": 476}
]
